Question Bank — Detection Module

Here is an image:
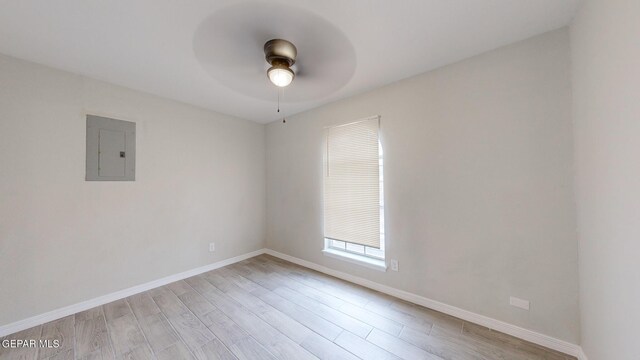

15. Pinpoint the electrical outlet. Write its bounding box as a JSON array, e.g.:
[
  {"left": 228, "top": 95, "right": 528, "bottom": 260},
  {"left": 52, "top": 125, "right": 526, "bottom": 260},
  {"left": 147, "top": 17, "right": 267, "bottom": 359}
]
[
  {"left": 209, "top": 242, "right": 215, "bottom": 252},
  {"left": 509, "top": 296, "right": 530, "bottom": 310},
  {"left": 390, "top": 259, "right": 399, "bottom": 271}
]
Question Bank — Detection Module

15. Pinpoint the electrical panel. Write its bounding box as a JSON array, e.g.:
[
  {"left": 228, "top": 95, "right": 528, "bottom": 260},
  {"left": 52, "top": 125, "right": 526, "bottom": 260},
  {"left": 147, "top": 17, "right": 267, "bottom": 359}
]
[{"left": 86, "top": 115, "right": 135, "bottom": 181}]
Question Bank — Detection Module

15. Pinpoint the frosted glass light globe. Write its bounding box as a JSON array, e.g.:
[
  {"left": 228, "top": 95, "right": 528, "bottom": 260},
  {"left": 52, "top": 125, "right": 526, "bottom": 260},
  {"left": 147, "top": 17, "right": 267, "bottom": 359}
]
[{"left": 267, "top": 66, "right": 294, "bottom": 87}]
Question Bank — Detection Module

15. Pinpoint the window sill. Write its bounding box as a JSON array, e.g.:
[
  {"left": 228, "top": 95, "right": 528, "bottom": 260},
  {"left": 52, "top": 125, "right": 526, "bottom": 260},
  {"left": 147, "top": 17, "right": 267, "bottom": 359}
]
[{"left": 322, "top": 248, "right": 387, "bottom": 272}]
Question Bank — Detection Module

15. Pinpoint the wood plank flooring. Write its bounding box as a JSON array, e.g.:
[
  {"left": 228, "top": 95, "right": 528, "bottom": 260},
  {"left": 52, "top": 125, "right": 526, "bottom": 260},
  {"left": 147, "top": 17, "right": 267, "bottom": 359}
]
[{"left": 0, "top": 255, "right": 576, "bottom": 360}]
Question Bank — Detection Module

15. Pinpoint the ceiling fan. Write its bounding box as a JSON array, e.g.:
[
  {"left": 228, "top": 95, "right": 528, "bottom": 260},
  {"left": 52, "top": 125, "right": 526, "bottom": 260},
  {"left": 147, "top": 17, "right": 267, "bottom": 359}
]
[
  {"left": 263, "top": 39, "right": 298, "bottom": 122},
  {"left": 264, "top": 39, "right": 297, "bottom": 88},
  {"left": 192, "top": 2, "right": 356, "bottom": 123}
]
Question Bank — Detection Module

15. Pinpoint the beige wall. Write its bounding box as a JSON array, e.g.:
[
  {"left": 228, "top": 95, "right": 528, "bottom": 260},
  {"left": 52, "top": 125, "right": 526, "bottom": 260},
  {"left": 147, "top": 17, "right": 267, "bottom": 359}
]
[
  {"left": 571, "top": 0, "right": 640, "bottom": 358},
  {"left": 0, "top": 54, "right": 266, "bottom": 326},
  {"left": 266, "top": 29, "right": 579, "bottom": 342}
]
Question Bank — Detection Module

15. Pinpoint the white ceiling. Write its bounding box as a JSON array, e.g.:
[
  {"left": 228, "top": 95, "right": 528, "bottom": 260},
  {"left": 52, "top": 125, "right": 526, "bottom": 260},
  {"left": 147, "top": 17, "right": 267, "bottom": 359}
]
[{"left": 0, "top": 0, "right": 580, "bottom": 123}]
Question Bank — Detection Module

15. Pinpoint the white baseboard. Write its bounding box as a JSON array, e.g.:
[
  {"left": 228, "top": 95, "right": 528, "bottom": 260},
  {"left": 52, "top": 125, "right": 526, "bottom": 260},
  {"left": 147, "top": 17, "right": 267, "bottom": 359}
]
[
  {"left": 0, "top": 248, "right": 266, "bottom": 337},
  {"left": 264, "top": 249, "right": 585, "bottom": 359},
  {"left": 577, "top": 348, "right": 589, "bottom": 360}
]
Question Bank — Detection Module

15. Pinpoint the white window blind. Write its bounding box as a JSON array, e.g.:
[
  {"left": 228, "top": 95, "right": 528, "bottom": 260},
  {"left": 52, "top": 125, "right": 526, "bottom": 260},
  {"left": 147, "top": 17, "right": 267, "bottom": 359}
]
[{"left": 324, "top": 117, "right": 381, "bottom": 249}]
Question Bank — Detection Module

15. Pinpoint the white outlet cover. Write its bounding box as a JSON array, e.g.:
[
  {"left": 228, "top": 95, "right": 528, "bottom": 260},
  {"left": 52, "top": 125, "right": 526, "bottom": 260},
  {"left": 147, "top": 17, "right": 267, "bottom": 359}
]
[
  {"left": 390, "top": 259, "right": 399, "bottom": 271},
  {"left": 209, "top": 243, "right": 215, "bottom": 252},
  {"left": 509, "top": 296, "right": 530, "bottom": 310}
]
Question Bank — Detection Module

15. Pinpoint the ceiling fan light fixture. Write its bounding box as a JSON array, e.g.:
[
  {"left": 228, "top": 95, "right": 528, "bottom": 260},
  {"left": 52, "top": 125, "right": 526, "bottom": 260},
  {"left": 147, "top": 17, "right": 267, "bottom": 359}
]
[
  {"left": 264, "top": 39, "right": 297, "bottom": 87},
  {"left": 267, "top": 64, "right": 295, "bottom": 87}
]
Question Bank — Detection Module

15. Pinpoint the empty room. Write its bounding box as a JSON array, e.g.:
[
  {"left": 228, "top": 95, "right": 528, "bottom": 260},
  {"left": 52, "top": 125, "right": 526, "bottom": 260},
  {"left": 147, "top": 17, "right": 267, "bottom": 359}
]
[{"left": 0, "top": 0, "right": 637, "bottom": 359}]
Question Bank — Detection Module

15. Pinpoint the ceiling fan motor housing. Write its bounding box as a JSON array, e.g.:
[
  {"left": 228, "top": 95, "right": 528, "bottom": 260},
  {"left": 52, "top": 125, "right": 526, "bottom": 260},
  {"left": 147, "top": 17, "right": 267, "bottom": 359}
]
[{"left": 264, "top": 39, "right": 297, "bottom": 66}]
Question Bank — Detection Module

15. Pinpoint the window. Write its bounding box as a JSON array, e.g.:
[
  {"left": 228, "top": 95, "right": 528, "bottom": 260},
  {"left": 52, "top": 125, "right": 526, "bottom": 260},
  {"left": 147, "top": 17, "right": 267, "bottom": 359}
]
[{"left": 323, "top": 116, "right": 385, "bottom": 270}]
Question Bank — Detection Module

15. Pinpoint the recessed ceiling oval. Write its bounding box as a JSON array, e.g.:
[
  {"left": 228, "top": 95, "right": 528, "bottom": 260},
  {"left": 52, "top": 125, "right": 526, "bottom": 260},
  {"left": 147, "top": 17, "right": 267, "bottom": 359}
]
[{"left": 193, "top": 2, "right": 356, "bottom": 103}]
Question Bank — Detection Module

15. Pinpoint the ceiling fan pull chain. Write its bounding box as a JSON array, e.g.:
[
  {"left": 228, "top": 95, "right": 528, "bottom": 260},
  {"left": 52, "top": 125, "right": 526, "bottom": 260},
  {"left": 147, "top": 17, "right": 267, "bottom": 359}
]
[{"left": 282, "top": 88, "right": 286, "bottom": 123}]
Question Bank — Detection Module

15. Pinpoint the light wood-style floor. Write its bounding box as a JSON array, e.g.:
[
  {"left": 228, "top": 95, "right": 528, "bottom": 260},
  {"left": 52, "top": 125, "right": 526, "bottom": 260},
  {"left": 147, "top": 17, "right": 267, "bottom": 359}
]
[{"left": 0, "top": 255, "right": 576, "bottom": 360}]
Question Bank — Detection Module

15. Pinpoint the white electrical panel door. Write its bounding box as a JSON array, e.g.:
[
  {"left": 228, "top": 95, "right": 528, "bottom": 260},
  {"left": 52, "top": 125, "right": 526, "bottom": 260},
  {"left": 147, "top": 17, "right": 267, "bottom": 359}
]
[
  {"left": 86, "top": 115, "right": 135, "bottom": 181},
  {"left": 98, "top": 129, "right": 126, "bottom": 177}
]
